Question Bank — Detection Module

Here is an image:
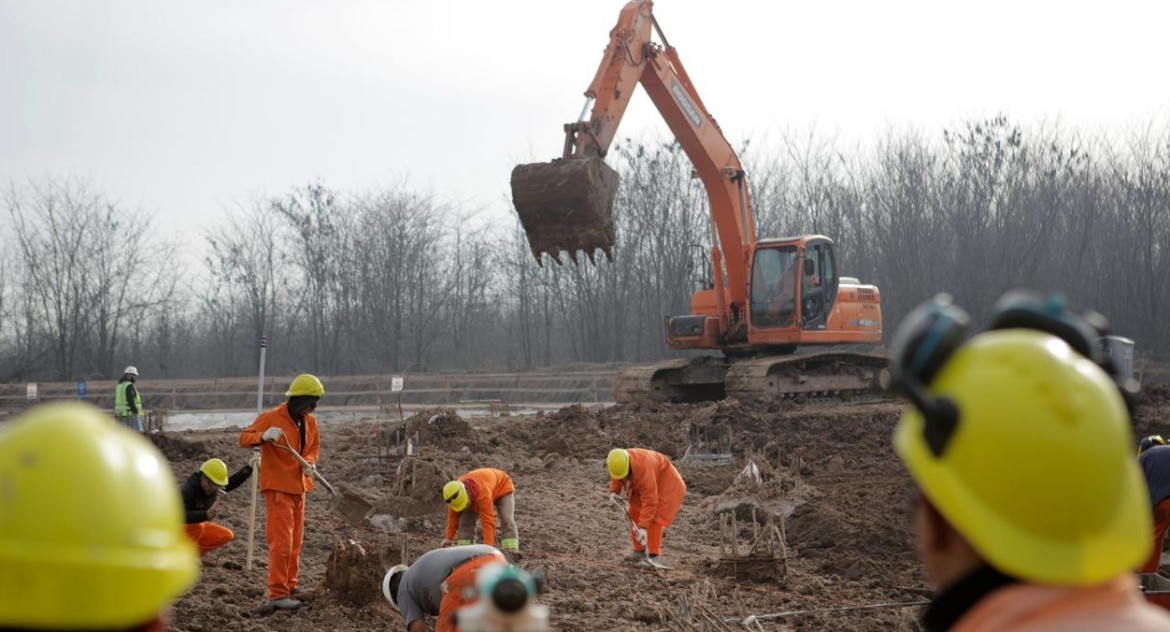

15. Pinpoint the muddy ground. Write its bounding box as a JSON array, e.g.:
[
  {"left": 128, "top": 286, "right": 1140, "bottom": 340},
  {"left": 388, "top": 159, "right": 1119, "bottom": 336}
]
[{"left": 157, "top": 383, "right": 1170, "bottom": 631}]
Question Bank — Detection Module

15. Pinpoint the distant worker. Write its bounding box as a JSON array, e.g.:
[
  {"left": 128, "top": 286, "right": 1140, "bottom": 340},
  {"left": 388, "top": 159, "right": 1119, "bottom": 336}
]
[
  {"left": 1139, "top": 435, "right": 1170, "bottom": 573},
  {"left": 606, "top": 448, "right": 686, "bottom": 566},
  {"left": 890, "top": 292, "right": 1170, "bottom": 631},
  {"left": 180, "top": 457, "right": 256, "bottom": 555},
  {"left": 382, "top": 544, "right": 507, "bottom": 632},
  {"left": 114, "top": 365, "right": 144, "bottom": 432},
  {"left": 239, "top": 373, "right": 324, "bottom": 613},
  {"left": 442, "top": 468, "right": 520, "bottom": 561},
  {"left": 0, "top": 403, "right": 198, "bottom": 630}
]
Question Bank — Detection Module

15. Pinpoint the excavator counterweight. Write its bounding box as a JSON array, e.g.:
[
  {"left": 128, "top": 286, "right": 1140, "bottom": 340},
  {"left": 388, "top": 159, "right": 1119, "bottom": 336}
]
[{"left": 511, "top": 157, "right": 618, "bottom": 265}]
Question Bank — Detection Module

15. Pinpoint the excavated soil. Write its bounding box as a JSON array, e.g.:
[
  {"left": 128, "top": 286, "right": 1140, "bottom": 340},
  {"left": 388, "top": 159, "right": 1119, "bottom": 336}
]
[
  {"left": 161, "top": 387, "right": 1170, "bottom": 631},
  {"left": 510, "top": 158, "right": 618, "bottom": 263}
]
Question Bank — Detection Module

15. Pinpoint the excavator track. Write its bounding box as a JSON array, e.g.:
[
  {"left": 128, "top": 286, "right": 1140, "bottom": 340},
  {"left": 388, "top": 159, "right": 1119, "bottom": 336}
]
[
  {"left": 724, "top": 351, "right": 889, "bottom": 403},
  {"left": 614, "top": 351, "right": 889, "bottom": 404},
  {"left": 613, "top": 357, "right": 728, "bottom": 404}
]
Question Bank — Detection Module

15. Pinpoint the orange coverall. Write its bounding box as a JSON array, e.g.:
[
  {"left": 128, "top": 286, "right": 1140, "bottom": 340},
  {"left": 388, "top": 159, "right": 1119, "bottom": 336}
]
[
  {"left": 436, "top": 553, "right": 507, "bottom": 632},
  {"left": 184, "top": 523, "right": 234, "bottom": 555},
  {"left": 609, "top": 448, "right": 686, "bottom": 556},
  {"left": 239, "top": 402, "right": 319, "bottom": 600},
  {"left": 1141, "top": 497, "right": 1170, "bottom": 573},
  {"left": 947, "top": 574, "right": 1170, "bottom": 631},
  {"left": 445, "top": 468, "right": 515, "bottom": 547}
]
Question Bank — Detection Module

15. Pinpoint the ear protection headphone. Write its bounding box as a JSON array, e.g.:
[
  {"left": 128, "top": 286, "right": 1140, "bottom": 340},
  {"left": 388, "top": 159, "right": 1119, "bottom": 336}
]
[{"left": 890, "top": 289, "right": 1139, "bottom": 458}]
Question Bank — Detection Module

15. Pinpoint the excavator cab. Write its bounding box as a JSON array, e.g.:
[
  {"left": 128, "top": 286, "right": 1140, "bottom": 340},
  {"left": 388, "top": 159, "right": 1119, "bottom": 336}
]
[
  {"left": 747, "top": 237, "right": 842, "bottom": 333},
  {"left": 749, "top": 245, "right": 799, "bottom": 328}
]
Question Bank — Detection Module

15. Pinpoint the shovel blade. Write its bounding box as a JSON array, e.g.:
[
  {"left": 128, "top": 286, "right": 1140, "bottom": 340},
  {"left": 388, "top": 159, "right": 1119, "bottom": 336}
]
[
  {"left": 332, "top": 488, "right": 374, "bottom": 527},
  {"left": 638, "top": 557, "right": 672, "bottom": 570},
  {"left": 511, "top": 157, "right": 618, "bottom": 265}
]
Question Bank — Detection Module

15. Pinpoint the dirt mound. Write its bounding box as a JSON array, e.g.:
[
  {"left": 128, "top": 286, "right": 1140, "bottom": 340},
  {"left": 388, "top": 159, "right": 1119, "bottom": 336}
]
[
  {"left": 389, "top": 457, "right": 452, "bottom": 508},
  {"left": 320, "top": 537, "right": 403, "bottom": 608},
  {"left": 405, "top": 408, "right": 471, "bottom": 442},
  {"left": 1139, "top": 382, "right": 1170, "bottom": 409},
  {"left": 510, "top": 402, "right": 693, "bottom": 459},
  {"left": 160, "top": 399, "right": 972, "bottom": 631},
  {"left": 148, "top": 433, "right": 212, "bottom": 461}
]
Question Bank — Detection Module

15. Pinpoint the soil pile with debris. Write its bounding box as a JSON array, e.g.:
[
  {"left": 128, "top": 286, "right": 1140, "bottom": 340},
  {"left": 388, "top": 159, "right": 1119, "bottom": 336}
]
[
  {"left": 405, "top": 408, "right": 472, "bottom": 443},
  {"left": 154, "top": 390, "right": 1170, "bottom": 631}
]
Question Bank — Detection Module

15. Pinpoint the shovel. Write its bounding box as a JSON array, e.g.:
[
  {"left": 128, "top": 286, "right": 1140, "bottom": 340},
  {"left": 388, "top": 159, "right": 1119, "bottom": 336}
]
[
  {"left": 273, "top": 435, "right": 373, "bottom": 527},
  {"left": 609, "top": 495, "right": 670, "bottom": 570}
]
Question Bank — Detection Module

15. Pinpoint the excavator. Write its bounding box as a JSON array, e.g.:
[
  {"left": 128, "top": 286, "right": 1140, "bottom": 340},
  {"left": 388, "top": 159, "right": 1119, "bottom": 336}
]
[{"left": 510, "top": 0, "right": 888, "bottom": 403}]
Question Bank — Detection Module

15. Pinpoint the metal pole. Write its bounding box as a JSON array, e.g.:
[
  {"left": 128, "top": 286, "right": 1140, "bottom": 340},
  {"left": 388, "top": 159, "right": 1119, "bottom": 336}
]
[
  {"left": 246, "top": 336, "right": 266, "bottom": 572},
  {"left": 256, "top": 336, "right": 267, "bottom": 413}
]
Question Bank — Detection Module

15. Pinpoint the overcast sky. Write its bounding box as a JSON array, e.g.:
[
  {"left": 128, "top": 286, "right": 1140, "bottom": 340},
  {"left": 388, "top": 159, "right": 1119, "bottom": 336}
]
[{"left": 2, "top": 0, "right": 1169, "bottom": 241}]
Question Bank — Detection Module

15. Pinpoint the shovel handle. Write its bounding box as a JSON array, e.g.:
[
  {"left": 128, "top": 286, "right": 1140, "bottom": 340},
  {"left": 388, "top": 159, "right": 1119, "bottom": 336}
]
[{"left": 272, "top": 435, "right": 338, "bottom": 496}]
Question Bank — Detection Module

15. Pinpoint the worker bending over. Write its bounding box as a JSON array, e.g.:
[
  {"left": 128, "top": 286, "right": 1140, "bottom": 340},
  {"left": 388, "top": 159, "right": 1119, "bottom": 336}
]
[
  {"left": 890, "top": 291, "right": 1170, "bottom": 631},
  {"left": 443, "top": 468, "right": 520, "bottom": 560},
  {"left": 180, "top": 456, "right": 255, "bottom": 555},
  {"left": 383, "top": 544, "right": 507, "bottom": 632},
  {"left": 0, "top": 403, "right": 198, "bottom": 631},
  {"left": 606, "top": 447, "right": 686, "bottom": 565},
  {"left": 1139, "top": 435, "right": 1170, "bottom": 573},
  {"left": 239, "top": 373, "right": 324, "bottom": 612}
]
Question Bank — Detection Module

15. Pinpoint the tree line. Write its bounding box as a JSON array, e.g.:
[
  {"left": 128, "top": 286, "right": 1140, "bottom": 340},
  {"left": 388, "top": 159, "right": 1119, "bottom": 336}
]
[{"left": 1, "top": 116, "right": 1167, "bottom": 382}]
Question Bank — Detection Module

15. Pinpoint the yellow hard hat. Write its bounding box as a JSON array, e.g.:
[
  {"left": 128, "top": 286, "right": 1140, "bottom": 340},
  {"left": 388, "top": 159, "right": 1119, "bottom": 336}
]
[
  {"left": 895, "top": 329, "right": 1150, "bottom": 585},
  {"left": 1139, "top": 435, "right": 1168, "bottom": 456},
  {"left": 607, "top": 448, "right": 630, "bottom": 480},
  {"left": 0, "top": 403, "right": 199, "bottom": 629},
  {"left": 200, "top": 458, "right": 229, "bottom": 487},
  {"left": 285, "top": 373, "right": 325, "bottom": 397},
  {"left": 443, "top": 481, "right": 469, "bottom": 512}
]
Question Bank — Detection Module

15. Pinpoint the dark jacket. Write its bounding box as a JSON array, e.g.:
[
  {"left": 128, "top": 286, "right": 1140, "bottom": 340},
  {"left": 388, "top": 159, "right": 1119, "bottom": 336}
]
[{"left": 179, "top": 464, "right": 253, "bottom": 524}]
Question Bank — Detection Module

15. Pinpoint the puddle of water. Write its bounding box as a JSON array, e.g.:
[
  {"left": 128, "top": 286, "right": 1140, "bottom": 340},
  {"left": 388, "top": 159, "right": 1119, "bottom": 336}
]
[{"left": 164, "top": 407, "right": 548, "bottom": 432}]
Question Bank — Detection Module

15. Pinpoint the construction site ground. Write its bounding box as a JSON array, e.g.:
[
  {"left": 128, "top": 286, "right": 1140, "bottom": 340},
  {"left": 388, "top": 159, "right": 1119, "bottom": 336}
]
[{"left": 156, "top": 383, "right": 1170, "bottom": 631}]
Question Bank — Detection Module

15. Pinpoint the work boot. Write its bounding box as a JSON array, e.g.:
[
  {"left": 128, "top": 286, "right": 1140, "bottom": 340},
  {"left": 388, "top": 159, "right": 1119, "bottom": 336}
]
[
  {"left": 269, "top": 597, "right": 302, "bottom": 611},
  {"left": 290, "top": 588, "right": 311, "bottom": 600},
  {"left": 503, "top": 549, "right": 523, "bottom": 564},
  {"left": 623, "top": 550, "right": 645, "bottom": 563}
]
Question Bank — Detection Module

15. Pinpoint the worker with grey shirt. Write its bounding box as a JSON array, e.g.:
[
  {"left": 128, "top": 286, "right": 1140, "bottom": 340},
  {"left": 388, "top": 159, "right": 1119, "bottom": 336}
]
[{"left": 382, "top": 544, "right": 507, "bottom": 632}]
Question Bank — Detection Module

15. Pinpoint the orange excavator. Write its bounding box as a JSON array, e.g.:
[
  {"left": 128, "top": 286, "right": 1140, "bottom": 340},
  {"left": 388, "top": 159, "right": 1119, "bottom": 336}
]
[{"left": 511, "top": 0, "right": 888, "bottom": 402}]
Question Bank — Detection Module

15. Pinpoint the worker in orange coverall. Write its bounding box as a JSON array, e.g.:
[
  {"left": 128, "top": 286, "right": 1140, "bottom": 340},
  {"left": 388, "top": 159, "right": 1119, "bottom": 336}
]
[
  {"left": 606, "top": 448, "right": 686, "bottom": 565},
  {"left": 442, "top": 468, "right": 520, "bottom": 561},
  {"left": 239, "top": 373, "right": 323, "bottom": 613},
  {"left": 1138, "top": 435, "right": 1170, "bottom": 573}
]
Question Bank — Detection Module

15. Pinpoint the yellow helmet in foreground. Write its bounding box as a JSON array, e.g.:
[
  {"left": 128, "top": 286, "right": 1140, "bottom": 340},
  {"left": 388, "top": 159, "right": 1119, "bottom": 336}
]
[
  {"left": 607, "top": 448, "right": 630, "bottom": 480},
  {"left": 285, "top": 373, "right": 325, "bottom": 397},
  {"left": 0, "top": 403, "right": 199, "bottom": 629},
  {"left": 200, "top": 458, "right": 229, "bottom": 487},
  {"left": 895, "top": 329, "right": 1149, "bottom": 585},
  {"left": 443, "top": 480, "right": 469, "bottom": 512}
]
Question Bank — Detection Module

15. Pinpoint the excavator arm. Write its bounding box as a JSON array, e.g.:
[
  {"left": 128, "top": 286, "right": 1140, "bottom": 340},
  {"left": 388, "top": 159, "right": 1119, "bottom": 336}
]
[{"left": 512, "top": 0, "right": 755, "bottom": 332}]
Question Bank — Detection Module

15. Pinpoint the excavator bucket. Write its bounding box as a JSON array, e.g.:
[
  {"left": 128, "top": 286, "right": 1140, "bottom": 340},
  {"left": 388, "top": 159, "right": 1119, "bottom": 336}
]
[{"left": 510, "top": 157, "right": 618, "bottom": 265}]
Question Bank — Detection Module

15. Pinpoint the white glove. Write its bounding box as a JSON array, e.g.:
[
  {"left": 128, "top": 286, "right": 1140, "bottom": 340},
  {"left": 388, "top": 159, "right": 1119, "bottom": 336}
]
[
  {"left": 609, "top": 493, "right": 623, "bottom": 505},
  {"left": 302, "top": 462, "right": 317, "bottom": 477},
  {"left": 261, "top": 427, "right": 283, "bottom": 443},
  {"left": 636, "top": 528, "right": 648, "bottom": 547},
  {"left": 248, "top": 450, "right": 261, "bottom": 468}
]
